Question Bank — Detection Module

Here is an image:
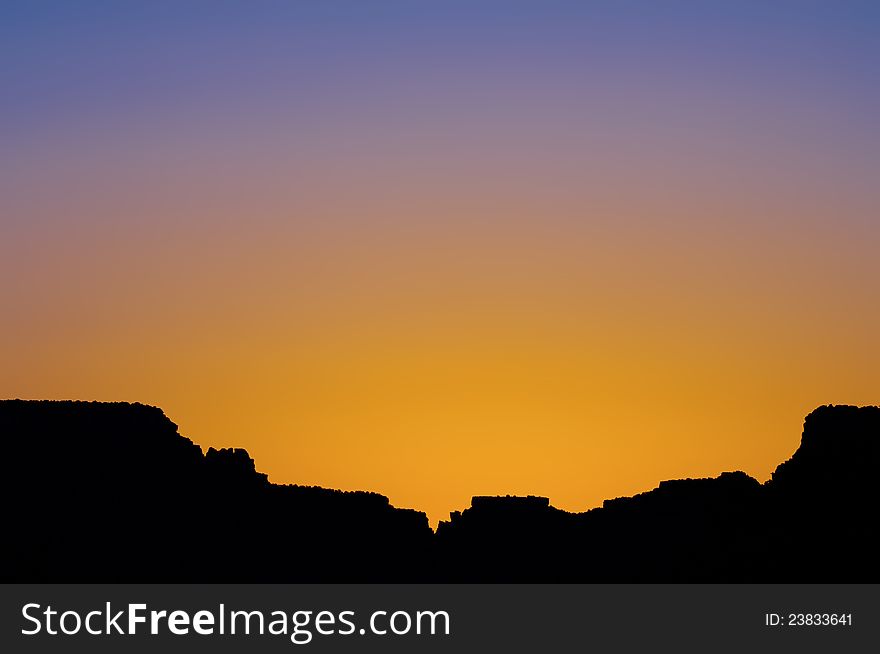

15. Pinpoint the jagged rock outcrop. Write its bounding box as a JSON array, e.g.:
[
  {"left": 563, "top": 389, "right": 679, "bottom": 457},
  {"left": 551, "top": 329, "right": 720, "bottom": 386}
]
[
  {"left": 435, "top": 471, "right": 766, "bottom": 581},
  {"left": 762, "top": 405, "right": 880, "bottom": 580},
  {"left": 769, "top": 405, "right": 880, "bottom": 496},
  {"left": 0, "top": 400, "right": 432, "bottom": 582},
  {"left": 1, "top": 400, "right": 877, "bottom": 582},
  {"left": 434, "top": 405, "right": 879, "bottom": 581}
]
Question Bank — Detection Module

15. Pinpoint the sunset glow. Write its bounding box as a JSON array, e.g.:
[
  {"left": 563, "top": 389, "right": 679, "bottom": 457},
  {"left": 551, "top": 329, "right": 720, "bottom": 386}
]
[{"left": 3, "top": 1, "right": 878, "bottom": 524}]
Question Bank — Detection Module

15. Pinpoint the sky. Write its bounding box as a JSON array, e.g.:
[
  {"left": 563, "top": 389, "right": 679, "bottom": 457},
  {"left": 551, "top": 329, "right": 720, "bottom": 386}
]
[{"left": 2, "top": 1, "right": 879, "bottom": 525}]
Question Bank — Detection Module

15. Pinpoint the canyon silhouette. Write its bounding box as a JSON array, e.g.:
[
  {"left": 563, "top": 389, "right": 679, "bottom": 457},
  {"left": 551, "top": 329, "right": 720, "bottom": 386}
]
[{"left": 1, "top": 400, "right": 877, "bottom": 583}]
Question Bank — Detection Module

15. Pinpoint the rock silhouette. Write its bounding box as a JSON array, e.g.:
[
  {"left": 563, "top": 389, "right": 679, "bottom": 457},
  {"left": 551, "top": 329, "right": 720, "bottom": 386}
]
[{"left": 1, "top": 400, "right": 877, "bottom": 582}]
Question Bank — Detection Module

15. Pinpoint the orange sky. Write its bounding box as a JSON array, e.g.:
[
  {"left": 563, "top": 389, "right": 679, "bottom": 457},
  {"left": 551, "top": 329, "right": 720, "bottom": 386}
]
[
  {"left": 4, "top": 162, "right": 877, "bottom": 525},
  {"left": 3, "top": 2, "right": 878, "bottom": 525}
]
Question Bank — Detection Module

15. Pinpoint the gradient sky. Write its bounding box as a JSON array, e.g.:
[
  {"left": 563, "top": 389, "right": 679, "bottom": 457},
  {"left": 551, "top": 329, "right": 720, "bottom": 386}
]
[{"left": 3, "top": 1, "right": 879, "bottom": 525}]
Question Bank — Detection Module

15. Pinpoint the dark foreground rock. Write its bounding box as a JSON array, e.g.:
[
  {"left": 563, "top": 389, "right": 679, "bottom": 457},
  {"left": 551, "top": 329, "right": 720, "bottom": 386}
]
[{"left": 1, "top": 401, "right": 877, "bottom": 582}]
